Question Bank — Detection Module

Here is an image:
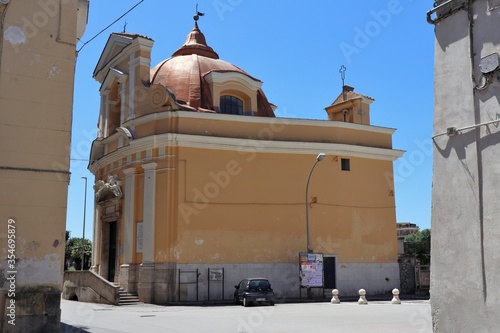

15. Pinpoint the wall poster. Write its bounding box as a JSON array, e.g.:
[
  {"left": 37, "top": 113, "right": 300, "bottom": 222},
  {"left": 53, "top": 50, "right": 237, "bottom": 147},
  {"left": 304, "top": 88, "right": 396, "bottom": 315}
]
[{"left": 299, "top": 252, "right": 324, "bottom": 288}]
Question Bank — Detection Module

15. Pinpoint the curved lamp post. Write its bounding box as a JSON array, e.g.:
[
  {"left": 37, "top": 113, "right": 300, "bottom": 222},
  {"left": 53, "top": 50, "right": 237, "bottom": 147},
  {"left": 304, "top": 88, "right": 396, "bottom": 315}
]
[{"left": 305, "top": 153, "right": 326, "bottom": 253}]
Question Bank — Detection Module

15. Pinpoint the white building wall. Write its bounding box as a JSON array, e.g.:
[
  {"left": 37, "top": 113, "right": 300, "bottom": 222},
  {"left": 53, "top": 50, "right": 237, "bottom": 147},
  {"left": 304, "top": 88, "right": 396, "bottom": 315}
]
[
  {"left": 431, "top": 1, "right": 500, "bottom": 331},
  {"left": 166, "top": 262, "right": 399, "bottom": 303}
]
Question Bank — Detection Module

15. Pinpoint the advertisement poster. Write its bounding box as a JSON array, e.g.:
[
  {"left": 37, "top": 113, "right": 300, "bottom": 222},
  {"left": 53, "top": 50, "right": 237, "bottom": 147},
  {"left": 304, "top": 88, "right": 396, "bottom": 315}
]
[
  {"left": 209, "top": 268, "right": 223, "bottom": 281},
  {"left": 299, "top": 253, "right": 324, "bottom": 287}
]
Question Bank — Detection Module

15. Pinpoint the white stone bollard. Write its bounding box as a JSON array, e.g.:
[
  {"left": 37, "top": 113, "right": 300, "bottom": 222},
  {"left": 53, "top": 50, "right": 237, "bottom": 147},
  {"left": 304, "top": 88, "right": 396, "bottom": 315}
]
[
  {"left": 331, "top": 289, "right": 340, "bottom": 304},
  {"left": 392, "top": 288, "right": 401, "bottom": 304},
  {"left": 358, "top": 289, "right": 368, "bottom": 305}
]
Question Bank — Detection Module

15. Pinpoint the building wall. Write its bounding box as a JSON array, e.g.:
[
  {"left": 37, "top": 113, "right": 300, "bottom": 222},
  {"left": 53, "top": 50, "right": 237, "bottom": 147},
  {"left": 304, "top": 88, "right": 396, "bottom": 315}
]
[
  {"left": 92, "top": 127, "right": 400, "bottom": 302},
  {"left": 89, "top": 30, "right": 402, "bottom": 304},
  {"left": 431, "top": 0, "right": 500, "bottom": 331},
  {"left": 0, "top": 1, "right": 87, "bottom": 331},
  {"left": 174, "top": 147, "right": 397, "bottom": 264}
]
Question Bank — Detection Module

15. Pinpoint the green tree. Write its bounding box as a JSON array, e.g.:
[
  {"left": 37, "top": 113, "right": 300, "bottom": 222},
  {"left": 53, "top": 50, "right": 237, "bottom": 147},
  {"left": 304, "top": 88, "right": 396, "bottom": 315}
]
[
  {"left": 404, "top": 229, "right": 431, "bottom": 265},
  {"left": 65, "top": 231, "right": 92, "bottom": 270}
]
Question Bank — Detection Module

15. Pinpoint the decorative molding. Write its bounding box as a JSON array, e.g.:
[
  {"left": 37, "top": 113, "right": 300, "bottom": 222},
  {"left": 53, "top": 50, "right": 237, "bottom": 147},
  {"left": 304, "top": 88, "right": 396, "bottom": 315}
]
[
  {"left": 94, "top": 34, "right": 153, "bottom": 83},
  {"left": 123, "top": 110, "right": 396, "bottom": 135},
  {"left": 89, "top": 131, "right": 404, "bottom": 174},
  {"left": 123, "top": 167, "right": 136, "bottom": 176},
  {"left": 129, "top": 56, "right": 150, "bottom": 68},
  {"left": 204, "top": 71, "right": 263, "bottom": 91},
  {"left": 142, "top": 162, "right": 158, "bottom": 171},
  {"left": 100, "top": 68, "right": 128, "bottom": 93},
  {"left": 94, "top": 174, "right": 123, "bottom": 202}
]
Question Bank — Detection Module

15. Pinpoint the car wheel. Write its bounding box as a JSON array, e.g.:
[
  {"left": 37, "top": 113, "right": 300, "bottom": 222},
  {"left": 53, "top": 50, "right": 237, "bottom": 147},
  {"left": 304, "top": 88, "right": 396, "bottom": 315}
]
[
  {"left": 269, "top": 301, "right": 275, "bottom": 306},
  {"left": 243, "top": 297, "right": 249, "bottom": 307}
]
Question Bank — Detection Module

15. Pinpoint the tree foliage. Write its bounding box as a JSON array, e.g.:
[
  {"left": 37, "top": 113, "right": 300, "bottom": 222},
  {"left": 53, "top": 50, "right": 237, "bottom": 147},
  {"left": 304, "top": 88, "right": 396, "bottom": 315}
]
[
  {"left": 404, "top": 229, "right": 431, "bottom": 265},
  {"left": 65, "top": 231, "right": 92, "bottom": 270}
]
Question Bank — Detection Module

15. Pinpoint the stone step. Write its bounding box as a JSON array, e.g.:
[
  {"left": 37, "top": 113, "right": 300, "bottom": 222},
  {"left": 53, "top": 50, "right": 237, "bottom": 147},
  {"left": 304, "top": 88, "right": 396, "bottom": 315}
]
[
  {"left": 114, "top": 283, "right": 140, "bottom": 305},
  {"left": 118, "top": 291, "right": 140, "bottom": 305}
]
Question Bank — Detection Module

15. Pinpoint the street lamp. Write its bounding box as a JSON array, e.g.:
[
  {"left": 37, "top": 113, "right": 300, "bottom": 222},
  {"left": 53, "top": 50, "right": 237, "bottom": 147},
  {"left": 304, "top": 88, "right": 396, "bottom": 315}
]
[
  {"left": 305, "top": 153, "right": 326, "bottom": 253},
  {"left": 81, "top": 176, "right": 87, "bottom": 270}
]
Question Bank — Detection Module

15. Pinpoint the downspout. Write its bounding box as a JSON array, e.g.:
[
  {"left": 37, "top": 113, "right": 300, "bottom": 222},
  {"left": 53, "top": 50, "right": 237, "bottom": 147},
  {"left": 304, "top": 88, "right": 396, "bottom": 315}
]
[{"left": 466, "top": 0, "right": 487, "bottom": 303}]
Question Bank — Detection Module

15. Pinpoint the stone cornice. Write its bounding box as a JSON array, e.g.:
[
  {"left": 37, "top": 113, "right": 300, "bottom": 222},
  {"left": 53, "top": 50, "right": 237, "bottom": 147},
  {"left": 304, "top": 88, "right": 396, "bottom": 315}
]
[
  {"left": 123, "top": 111, "right": 396, "bottom": 135},
  {"left": 88, "top": 132, "right": 404, "bottom": 173}
]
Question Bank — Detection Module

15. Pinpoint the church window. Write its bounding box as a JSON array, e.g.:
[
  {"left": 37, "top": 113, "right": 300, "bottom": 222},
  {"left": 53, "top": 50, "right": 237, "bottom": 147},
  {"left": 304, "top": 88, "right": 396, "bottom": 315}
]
[
  {"left": 219, "top": 95, "right": 243, "bottom": 115},
  {"left": 341, "top": 158, "right": 350, "bottom": 171}
]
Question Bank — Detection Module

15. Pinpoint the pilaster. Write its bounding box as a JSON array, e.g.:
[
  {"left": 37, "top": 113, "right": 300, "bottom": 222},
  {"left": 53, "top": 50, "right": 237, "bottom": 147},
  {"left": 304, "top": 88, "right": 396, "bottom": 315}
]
[
  {"left": 142, "top": 162, "right": 157, "bottom": 263},
  {"left": 123, "top": 168, "right": 136, "bottom": 264}
]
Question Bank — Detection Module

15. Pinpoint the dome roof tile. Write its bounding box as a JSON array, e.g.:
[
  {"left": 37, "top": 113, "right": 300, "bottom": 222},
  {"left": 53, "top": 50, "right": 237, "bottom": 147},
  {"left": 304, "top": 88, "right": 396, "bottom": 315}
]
[{"left": 150, "top": 22, "right": 274, "bottom": 117}]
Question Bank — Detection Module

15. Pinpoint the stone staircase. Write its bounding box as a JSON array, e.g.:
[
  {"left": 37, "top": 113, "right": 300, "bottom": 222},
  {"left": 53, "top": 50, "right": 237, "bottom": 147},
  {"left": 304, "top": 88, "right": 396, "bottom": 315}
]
[{"left": 114, "top": 284, "right": 140, "bottom": 306}]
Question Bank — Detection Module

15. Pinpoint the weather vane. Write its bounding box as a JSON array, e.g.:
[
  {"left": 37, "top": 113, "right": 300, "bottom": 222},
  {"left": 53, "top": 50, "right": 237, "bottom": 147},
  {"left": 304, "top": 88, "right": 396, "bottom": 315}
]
[
  {"left": 194, "top": 4, "right": 205, "bottom": 21},
  {"left": 339, "top": 65, "right": 346, "bottom": 100}
]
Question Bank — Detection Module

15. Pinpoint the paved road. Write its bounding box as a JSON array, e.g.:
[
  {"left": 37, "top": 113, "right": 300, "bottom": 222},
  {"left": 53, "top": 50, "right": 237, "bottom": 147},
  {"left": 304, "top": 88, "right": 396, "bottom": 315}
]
[{"left": 60, "top": 299, "right": 432, "bottom": 333}]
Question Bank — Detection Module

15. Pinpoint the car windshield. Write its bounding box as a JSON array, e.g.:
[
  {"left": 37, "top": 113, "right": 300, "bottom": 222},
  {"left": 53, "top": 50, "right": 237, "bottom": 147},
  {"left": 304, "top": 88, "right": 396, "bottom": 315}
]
[{"left": 249, "top": 280, "right": 270, "bottom": 289}]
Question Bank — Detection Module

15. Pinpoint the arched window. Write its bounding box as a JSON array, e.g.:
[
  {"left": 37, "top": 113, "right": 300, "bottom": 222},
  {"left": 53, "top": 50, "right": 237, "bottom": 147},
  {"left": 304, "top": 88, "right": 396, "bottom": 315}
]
[{"left": 219, "top": 95, "right": 243, "bottom": 115}]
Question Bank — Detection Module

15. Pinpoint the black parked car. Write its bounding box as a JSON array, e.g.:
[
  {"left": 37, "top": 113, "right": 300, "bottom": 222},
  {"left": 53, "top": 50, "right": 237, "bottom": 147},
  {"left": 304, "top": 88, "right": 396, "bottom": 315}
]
[{"left": 233, "top": 278, "right": 276, "bottom": 307}]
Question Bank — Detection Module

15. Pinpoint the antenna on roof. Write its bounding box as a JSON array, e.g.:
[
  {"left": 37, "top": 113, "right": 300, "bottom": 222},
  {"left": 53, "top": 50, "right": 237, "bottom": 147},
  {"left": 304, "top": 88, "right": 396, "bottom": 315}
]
[
  {"left": 194, "top": 4, "right": 205, "bottom": 21},
  {"left": 339, "top": 65, "right": 346, "bottom": 101},
  {"left": 123, "top": 20, "right": 128, "bottom": 33}
]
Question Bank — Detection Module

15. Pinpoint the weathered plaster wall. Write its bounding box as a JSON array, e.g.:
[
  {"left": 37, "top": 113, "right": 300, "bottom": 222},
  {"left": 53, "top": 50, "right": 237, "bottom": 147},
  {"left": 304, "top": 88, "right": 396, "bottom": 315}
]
[
  {"left": 0, "top": 1, "right": 87, "bottom": 332},
  {"left": 175, "top": 147, "right": 398, "bottom": 265},
  {"left": 431, "top": 1, "right": 500, "bottom": 331}
]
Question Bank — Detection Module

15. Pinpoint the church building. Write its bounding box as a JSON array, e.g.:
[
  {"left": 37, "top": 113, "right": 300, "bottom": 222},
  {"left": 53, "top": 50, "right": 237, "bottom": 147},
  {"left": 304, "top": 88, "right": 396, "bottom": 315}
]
[{"left": 88, "top": 17, "right": 403, "bottom": 303}]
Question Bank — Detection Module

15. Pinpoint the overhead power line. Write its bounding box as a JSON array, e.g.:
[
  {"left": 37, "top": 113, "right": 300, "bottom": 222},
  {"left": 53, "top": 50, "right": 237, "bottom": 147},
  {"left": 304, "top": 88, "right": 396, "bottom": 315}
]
[{"left": 77, "top": 0, "right": 145, "bottom": 53}]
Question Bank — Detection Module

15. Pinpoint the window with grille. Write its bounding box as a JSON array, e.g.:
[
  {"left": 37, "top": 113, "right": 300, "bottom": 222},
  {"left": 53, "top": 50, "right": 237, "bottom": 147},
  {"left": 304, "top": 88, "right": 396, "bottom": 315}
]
[{"left": 219, "top": 95, "right": 243, "bottom": 115}]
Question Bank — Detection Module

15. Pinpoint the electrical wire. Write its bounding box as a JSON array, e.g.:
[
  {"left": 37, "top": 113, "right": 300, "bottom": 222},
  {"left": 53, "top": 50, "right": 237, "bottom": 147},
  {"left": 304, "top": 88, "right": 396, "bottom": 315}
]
[{"left": 77, "top": 0, "right": 145, "bottom": 53}]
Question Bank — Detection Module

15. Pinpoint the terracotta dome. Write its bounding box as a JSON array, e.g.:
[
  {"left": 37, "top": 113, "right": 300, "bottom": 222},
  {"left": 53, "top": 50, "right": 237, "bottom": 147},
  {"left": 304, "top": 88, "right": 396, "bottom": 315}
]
[{"left": 150, "top": 22, "right": 275, "bottom": 117}]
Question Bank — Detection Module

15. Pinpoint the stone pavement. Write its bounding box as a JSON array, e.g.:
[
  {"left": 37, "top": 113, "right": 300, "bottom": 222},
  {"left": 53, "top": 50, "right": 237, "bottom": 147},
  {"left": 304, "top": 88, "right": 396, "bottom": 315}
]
[{"left": 60, "top": 298, "right": 432, "bottom": 333}]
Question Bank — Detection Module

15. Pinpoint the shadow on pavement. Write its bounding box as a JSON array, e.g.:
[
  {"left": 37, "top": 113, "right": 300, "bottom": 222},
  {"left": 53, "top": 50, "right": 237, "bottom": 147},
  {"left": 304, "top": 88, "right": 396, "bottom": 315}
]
[{"left": 60, "top": 323, "right": 92, "bottom": 333}]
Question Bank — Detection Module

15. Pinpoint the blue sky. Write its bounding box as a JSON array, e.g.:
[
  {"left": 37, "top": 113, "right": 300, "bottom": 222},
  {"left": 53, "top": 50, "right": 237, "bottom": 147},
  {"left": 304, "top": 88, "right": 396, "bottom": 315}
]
[{"left": 66, "top": 0, "right": 434, "bottom": 239}]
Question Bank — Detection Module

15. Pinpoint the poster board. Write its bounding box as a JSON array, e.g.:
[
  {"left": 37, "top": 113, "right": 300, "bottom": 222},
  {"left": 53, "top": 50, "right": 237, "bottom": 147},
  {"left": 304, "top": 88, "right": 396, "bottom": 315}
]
[
  {"left": 299, "top": 252, "right": 324, "bottom": 288},
  {"left": 209, "top": 268, "right": 223, "bottom": 281}
]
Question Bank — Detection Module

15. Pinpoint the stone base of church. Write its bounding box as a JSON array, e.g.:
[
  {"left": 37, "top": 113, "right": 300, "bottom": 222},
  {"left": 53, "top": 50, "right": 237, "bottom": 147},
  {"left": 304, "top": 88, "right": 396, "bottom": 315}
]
[
  {"left": 119, "top": 261, "right": 400, "bottom": 304},
  {"left": 118, "top": 263, "right": 139, "bottom": 294}
]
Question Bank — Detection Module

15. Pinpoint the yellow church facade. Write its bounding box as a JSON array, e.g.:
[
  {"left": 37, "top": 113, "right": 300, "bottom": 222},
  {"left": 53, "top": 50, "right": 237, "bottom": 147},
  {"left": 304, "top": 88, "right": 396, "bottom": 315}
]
[{"left": 88, "top": 21, "right": 403, "bottom": 303}]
